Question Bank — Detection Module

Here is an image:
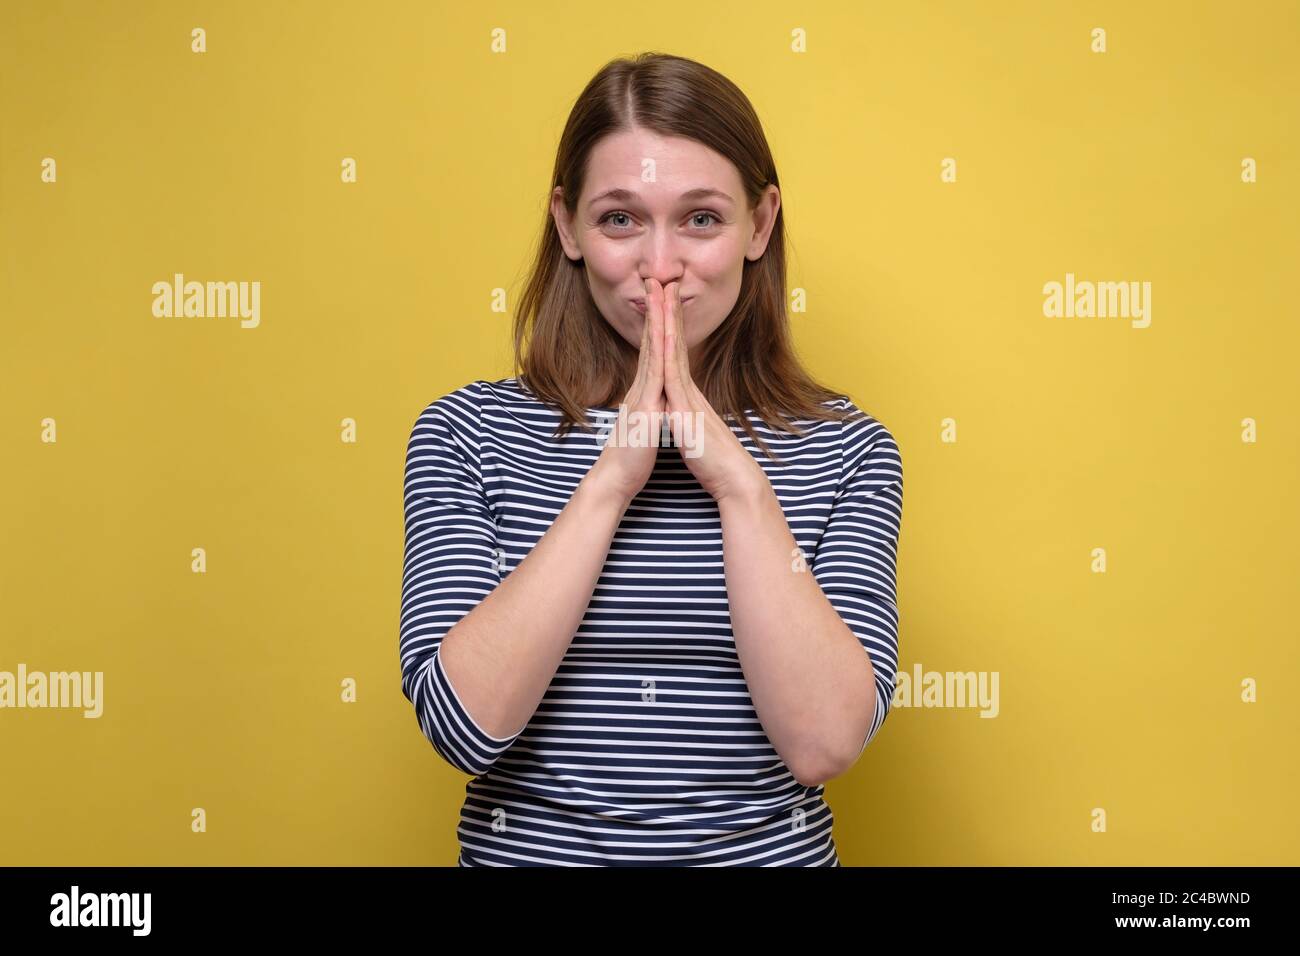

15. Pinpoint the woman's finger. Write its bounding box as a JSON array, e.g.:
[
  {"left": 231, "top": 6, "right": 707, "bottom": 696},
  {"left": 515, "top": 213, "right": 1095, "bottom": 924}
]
[
  {"left": 672, "top": 282, "right": 693, "bottom": 390},
  {"left": 663, "top": 281, "right": 689, "bottom": 414},
  {"left": 629, "top": 289, "right": 652, "bottom": 399},
  {"left": 645, "top": 278, "right": 665, "bottom": 406}
]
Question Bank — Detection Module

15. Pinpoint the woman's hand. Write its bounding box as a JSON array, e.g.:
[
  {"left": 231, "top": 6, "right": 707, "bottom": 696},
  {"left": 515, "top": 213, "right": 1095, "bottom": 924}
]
[
  {"left": 587, "top": 280, "right": 668, "bottom": 505},
  {"left": 646, "top": 277, "right": 769, "bottom": 505}
]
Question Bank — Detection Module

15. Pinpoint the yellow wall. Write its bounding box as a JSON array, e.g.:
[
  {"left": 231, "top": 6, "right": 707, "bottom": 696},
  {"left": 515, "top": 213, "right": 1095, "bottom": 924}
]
[{"left": 2, "top": 0, "right": 1295, "bottom": 865}]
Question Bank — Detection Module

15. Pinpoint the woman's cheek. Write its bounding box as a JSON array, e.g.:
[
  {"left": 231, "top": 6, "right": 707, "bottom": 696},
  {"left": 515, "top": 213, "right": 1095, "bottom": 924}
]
[{"left": 583, "top": 247, "right": 624, "bottom": 286}]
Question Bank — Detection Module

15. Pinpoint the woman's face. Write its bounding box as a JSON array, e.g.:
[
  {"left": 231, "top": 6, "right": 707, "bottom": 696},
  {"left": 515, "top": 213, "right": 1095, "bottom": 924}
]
[{"left": 552, "top": 127, "right": 780, "bottom": 376}]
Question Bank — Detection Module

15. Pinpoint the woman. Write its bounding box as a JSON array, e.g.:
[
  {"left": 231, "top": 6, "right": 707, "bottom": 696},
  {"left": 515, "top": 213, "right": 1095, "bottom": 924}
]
[{"left": 399, "top": 52, "right": 903, "bottom": 866}]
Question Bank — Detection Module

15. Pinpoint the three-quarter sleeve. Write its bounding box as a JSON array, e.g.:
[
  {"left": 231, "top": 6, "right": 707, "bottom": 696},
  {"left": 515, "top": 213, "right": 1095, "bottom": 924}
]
[
  {"left": 811, "top": 402, "right": 904, "bottom": 760},
  {"left": 398, "top": 382, "right": 524, "bottom": 776}
]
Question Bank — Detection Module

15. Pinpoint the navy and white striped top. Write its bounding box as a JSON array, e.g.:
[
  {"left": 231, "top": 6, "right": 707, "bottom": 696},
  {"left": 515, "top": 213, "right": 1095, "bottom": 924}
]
[{"left": 399, "top": 376, "right": 902, "bottom": 866}]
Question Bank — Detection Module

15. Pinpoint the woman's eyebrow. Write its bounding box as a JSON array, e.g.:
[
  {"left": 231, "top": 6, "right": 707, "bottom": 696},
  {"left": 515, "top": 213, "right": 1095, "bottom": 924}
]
[{"left": 587, "top": 187, "right": 735, "bottom": 208}]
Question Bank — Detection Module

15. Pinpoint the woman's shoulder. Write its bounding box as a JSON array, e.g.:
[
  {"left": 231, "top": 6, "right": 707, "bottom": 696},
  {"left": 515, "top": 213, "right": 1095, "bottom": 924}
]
[
  {"left": 412, "top": 379, "right": 486, "bottom": 432},
  {"left": 411, "top": 376, "right": 549, "bottom": 438},
  {"left": 827, "top": 394, "right": 901, "bottom": 470}
]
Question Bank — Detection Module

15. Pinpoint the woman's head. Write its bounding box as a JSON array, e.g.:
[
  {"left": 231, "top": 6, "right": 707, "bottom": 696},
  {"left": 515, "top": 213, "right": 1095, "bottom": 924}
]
[
  {"left": 550, "top": 125, "right": 778, "bottom": 381},
  {"left": 514, "top": 52, "right": 861, "bottom": 457}
]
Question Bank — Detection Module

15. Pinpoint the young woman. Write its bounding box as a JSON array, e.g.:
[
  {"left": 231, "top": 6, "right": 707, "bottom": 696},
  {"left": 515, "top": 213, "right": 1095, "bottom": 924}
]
[{"left": 399, "top": 52, "right": 903, "bottom": 866}]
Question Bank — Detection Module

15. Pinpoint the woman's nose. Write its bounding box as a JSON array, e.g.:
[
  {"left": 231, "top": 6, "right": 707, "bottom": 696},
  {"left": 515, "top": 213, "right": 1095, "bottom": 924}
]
[{"left": 639, "top": 235, "right": 688, "bottom": 284}]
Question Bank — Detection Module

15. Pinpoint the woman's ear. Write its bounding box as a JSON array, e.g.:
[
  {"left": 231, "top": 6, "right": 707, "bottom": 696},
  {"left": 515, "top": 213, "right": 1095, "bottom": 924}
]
[
  {"left": 550, "top": 187, "right": 583, "bottom": 262},
  {"left": 745, "top": 184, "right": 781, "bottom": 261}
]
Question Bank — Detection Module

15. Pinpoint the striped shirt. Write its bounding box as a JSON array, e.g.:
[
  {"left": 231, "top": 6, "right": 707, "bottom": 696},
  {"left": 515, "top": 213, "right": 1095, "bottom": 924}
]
[{"left": 399, "top": 376, "right": 903, "bottom": 866}]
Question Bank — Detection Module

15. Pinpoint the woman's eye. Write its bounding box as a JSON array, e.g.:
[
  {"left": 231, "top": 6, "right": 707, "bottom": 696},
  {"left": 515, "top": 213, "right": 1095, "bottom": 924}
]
[{"left": 597, "top": 211, "right": 722, "bottom": 231}]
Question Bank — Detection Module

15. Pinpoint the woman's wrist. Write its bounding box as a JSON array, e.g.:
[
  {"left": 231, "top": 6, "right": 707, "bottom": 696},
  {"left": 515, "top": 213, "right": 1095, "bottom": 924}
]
[{"left": 578, "top": 459, "right": 638, "bottom": 514}]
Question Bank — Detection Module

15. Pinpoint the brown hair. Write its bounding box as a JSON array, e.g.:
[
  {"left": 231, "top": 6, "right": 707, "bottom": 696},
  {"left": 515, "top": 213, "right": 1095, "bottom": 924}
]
[{"left": 512, "top": 51, "right": 864, "bottom": 463}]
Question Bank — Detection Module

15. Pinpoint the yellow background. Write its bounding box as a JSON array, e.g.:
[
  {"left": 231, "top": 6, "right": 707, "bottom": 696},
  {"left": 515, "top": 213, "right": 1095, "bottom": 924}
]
[{"left": 2, "top": 0, "right": 1296, "bottom": 865}]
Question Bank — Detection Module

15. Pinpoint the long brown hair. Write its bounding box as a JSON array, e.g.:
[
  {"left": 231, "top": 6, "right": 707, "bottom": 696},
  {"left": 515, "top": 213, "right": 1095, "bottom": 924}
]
[{"left": 513, "top": 51, "right": 864, "bottom": 463}]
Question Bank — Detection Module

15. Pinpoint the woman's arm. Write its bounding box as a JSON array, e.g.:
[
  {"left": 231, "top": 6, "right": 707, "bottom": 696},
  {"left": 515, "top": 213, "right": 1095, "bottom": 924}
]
[
  {"left": 403, "top": 309, "right": 667, "bottom": 774},
  {"left": 718, "top": 487, "right": 874, "bottom": 787},
  {"left": 644, "top": 278, "right": 902, "bottom": 787},
  {"left": 431, "top": 311, "right": 669, "bottom": 746},
  {"left": 435, "top": 462, "right": 633, "bottom": 741},
  {"left": 717, "top": 422, "right": 903, "bottom": 788}
]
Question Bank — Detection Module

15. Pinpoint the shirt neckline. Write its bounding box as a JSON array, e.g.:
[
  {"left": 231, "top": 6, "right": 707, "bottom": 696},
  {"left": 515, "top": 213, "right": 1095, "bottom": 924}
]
[{"left": 502, "top": 377, "right": 759, "bottom": 417}]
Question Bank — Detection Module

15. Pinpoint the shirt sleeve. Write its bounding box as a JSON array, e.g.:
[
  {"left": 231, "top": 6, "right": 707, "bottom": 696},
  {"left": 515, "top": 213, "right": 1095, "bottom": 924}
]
[
  {"left": 398, "top": 381, "right": 524, "bottom": 776},
  {"left": 811, "top": 400, "right": 903, "bottom": 760}
]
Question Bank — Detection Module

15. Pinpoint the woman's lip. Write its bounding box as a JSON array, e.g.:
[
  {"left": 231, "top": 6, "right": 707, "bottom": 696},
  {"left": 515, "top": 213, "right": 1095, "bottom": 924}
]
[{"left": 630, "top": 296, "right": 693, "bottom": 314}]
